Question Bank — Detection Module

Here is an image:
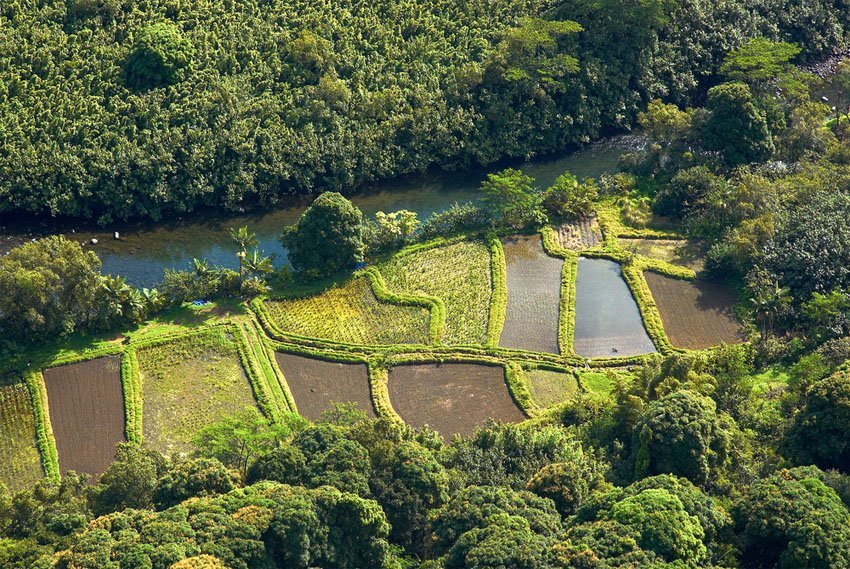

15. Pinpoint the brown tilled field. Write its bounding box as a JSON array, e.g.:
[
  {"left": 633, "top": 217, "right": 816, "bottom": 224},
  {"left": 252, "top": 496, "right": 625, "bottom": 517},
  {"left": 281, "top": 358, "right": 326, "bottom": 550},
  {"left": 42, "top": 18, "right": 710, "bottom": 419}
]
[
  {"left": 43, "top": 357, "right": 126, "bottom": 478},
  {"left": 274, "top": 353, "right": 375, "bottom": 420},
  {"left": 500, "top": 234, "right": 563, "bottom": 354},
  {"left": 388, "top": 363, "right": 525, "bottom": 438},
  {"left": 645, "top": 272, "right": 744, "bottom": 350}
]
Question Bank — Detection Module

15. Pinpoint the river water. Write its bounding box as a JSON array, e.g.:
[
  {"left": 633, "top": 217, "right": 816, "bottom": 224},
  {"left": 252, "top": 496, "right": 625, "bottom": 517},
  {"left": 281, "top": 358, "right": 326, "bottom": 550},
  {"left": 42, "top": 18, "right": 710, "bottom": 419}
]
[{"left": 1, "top": 134, "right": 643, "bottom": 287}]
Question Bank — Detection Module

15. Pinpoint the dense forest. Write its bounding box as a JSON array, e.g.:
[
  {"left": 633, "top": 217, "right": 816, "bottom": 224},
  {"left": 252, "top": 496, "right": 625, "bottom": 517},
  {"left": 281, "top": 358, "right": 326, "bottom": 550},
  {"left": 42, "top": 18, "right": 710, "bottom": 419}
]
[{"left": 1, "top": 0, "right": 849, "bottom": 223}]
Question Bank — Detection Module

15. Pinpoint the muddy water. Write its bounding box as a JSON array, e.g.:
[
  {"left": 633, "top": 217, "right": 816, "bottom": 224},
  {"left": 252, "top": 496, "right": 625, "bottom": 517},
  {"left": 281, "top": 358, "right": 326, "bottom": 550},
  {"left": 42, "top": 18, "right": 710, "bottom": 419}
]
[
  {"left": 1, "top": 134, "right": 644, "bottom": 287},
  {"left": 573, "top": 257, "right": 656, "bottom": 358},
  {"left": 500, "top": 234, "right": 564, "bottom": 354}
]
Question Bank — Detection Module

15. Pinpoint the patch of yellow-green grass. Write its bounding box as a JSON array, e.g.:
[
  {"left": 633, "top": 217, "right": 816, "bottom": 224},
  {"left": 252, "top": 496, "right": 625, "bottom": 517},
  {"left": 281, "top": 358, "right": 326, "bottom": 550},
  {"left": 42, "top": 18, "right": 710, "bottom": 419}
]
[
  {"left": 527, "top": 369, "right": 579, "bottom": 408},
  {"left": 751, "top": 367, "right": 791, "bottom": 396},
  {"left": 378, "top": 240, "right": 492, "bottom": 345},
  {"left": 0, "top": 377, "right": 43, "bottom": 491},
  {"left": 137, "top": 328, "right": 258, "bottom": 456},
  {"left": 265, "top": 277, "right": 430, "bottom": 345},
  {"left": 579, "top": 369, "right": 633, "bottom": 395},
  {"left": 619, "top": 238, "right": 708, "bottom": 272}
]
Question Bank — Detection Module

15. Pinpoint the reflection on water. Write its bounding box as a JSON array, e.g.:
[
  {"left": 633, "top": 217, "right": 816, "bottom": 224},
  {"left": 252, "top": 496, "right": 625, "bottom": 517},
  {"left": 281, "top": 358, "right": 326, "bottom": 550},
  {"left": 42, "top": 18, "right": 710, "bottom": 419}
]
[
  {"left": 4, "top": 134, "right": 643, "bottom": 287},
  {"left": 573, "top": 257, "right": 656, "bottom": 358}
]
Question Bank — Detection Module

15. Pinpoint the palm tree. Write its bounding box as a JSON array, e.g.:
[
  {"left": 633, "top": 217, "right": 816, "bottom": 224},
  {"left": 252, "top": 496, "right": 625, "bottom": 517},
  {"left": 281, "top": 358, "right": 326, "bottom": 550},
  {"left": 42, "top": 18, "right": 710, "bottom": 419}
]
[
  {"left": 229, "top": 226, "right": 258, "bottom": 282},
  {"left": 751, "top": 281, "right": 790, "bottom": 338},
  {"left": 192, "top": 258, "right": 210, "bottom": 279},
  {"left": 243, "top": 250, "right": 273, "bottom": 278}
]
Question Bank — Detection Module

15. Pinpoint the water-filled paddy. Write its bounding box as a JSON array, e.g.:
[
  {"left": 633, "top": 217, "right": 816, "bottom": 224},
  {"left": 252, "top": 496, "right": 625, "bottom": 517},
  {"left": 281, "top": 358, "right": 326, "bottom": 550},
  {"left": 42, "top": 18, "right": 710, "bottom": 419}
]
[
  {"left": 388, "top": 363, "right": 525, "bottom": 438},
  {"left": 274, "top": 353, "right": 375, "bottom": 420},
  {"left": 644, "top": 272, "right": 743, "bottom": 349},
  {"left": 573, "top": 257, "right": 656, "bottom": 358},
  {"left": 500, "top": 235, "right": 563, "bottom": 354}
]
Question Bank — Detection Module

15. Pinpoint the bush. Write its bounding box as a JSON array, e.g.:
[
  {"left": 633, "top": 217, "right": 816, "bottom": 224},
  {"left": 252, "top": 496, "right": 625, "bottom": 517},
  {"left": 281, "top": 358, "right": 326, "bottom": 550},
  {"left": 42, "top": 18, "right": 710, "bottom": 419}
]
[
  {"left": 282, "top": 192, "right": 365, "bottom": 278},
  {"left": 124, "top": 22, "right": 193, "bottom": 89},
  {"left": 541, "top": 173, "right": 599, "bottom": 219},
  {"left": 420, "top": 202, "right": 488, "bottom": 240}
]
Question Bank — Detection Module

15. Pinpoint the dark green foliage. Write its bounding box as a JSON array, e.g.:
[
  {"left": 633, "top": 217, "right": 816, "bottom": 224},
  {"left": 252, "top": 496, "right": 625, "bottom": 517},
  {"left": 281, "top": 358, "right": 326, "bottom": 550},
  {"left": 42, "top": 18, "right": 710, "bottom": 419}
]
[
  {"left": 0, "top": 0, "right": 845, "bottom": 222},
  {"left": 786, "top": 369, "right": 850, "bottom": 472},
  {"left": 153, "top": 458, "right": 239, "bottom": 509},
  {"left": 733, "top": 466, "right": 850, "bottom": 569},
  {"left": 541, "top": 174, "right": 599, "bottom": 219},
  {"left": 124, "top": 22, "right": 193, "bottom": 89},
  {"left": 419, "top": 202, "right": 488, "bottom": 240},
  {"left": 480, "top": 168, "right": 544, "bottom": 229},
  {"left": 427, "top": 485, "right": 563, "bottom": 559},
  {"left": 282, "top": 192, "right": 365, "bottom": 278},
  {"left": 443, "top": 423, "right": 591, "bottom": 489},
  {"left": 631, "top": 390, "right": 732, "bottom": 487},
  {"left": 652, "top": 166, "right": 725, "bottom": 219},
  {"left": 702, "top": 82, "right": 774, "bottom": 165},
  {"left": 763, "top": 190, "right": 850, "bottom": 297},
  {"left": 89, "top": 443, "right": 169, "bottom": 516},
  {"left": 525, "top": 461, "right": 608, "bottom": 517},
  {"left": 572, "top": 475, "right": 731, "bottom": 566},
  {"left": 0, "top": 236, "right": 103, "bottom": 345}
]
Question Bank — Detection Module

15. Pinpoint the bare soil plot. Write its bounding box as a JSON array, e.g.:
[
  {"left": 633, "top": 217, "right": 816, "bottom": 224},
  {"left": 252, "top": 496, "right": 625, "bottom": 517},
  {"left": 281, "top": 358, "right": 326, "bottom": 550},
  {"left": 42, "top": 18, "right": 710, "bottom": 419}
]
[
  {"left": 553, "top": 216, "right": 602, "bottom": 250},
  {"left": 43, "top": 357, "right": 125, "bottom": 478},
  {"left": 265, "top": 278, "right": 430, "bottom": 345},
  {"left": 0, "top": 375, "right": 43, "bottom": 491},
  {"left": 388, "top": 363, "right": 525, "bottom": 438},
  {"left": 500, "top": 234, "right": 563, "bottom": 354},
  {"left": 619, "top": 238, "right": 708, "bottom": 272},
  {"left": 574, "top": 257, "right": 656, "bottom": 358},
  {"left": 138, "top": 330, "right": 258, "bottom": 455},
  {"left": 274, "top": 353, "right": 375, "bottom": 420},
  {"left": 527, "top": 369, "right": 579, "bottom": 408},
  {"left": 644, "top": 272, "right": 744, "bottom": 350}
]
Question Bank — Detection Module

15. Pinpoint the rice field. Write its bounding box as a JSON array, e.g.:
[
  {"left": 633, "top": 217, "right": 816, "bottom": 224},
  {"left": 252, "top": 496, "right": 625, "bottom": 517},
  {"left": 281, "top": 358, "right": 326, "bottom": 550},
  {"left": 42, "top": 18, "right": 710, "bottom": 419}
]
[
  {"left": 500, "top": 235, "right": 563, "bottom": 354},
  {"left": 573, "top": 257, "right": 656, "bottom": 358},
  {"left": 0, "top": 376, "right": 42, "bottom": 491},
  {"left": 552, "top": 216, "right": 602, "bottom": 250},
  {"left": 619, "top": 238, "right": 708, "bottom": 271},
  {"left": 137, "top": 329, "right": 259, "bottom": 455},
  {"left": 526, "top": 369, "right": 579, "bottom": 408},
  {"left": 644, "top": 272, "right": 744, "bottom": 349},
  {"left": 265, "top": 277, "right": 430, "bottom": 345},
  {"left": 378, "top": 240, "right": 492, "bottom": 345}
]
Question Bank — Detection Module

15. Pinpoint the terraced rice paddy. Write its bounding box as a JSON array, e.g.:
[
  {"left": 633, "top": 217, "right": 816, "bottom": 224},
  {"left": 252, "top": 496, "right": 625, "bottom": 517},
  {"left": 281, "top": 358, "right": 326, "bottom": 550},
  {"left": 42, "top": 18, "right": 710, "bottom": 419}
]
[
  {"left": 265, "top": 278, "right": 430, "bottom": 345},
  {"left": 0, "top": 375, "right": 43, "bottom": 490},
  {"left": 619, "top": 238, "right": 708, "bottom": 271},
  {"left": 138, "top": 329, "right": 258, "bottom": 455},
  {"left": 43, "top": 357, "right": 125, "bottom": 478},
  {"left": 527, "top": 369, "right": 579, "bottom": 408},
  {"left": 574, "top": 258, "right": 656, "bottom": 358},
  {"left": 275, "top": 353, "right": 374, "bottom": 420},
  {"left": 500, "top": 235, "right": 563, "bottom": 354},
  {"left": 552, "top": 216, "right": 602, "bottom": 250},
  {"left": 388, "top": 363, "right": 525, "bottom": 437},
  {"left": 644, "top": 272, "right": 744, "bottom": 349},
  {"left": 378, "top": 240, "right": 492, "bottom": 344}
]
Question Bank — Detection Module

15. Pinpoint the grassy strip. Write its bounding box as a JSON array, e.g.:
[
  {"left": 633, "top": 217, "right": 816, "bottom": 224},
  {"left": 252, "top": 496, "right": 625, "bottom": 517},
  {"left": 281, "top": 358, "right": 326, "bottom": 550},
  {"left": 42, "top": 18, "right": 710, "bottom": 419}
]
[
  {"left": 596, "top": 200, "right": 683, "bottom": 240},
  {"left": 558, "top": 257, "right": 578, "bottom": 357},
  {"left": 243, "top": 321, "right": 292, "bottom": 415},
  {"left": 121, "top": 348, "right": 143, "bottom": 444},
  {"left": 486, "top": 234, "right": 508, "bottom": 347},
  {"left": 367, "top": 361, "right": 404, "bottom": 425},
  {"left": 24, "top": 370, "right": 59, "bottom": 481},
  {"left": 620, "top": 263, "right": 678, "bottom": 355},
  {"left": 362, "top": 267, "right": 446, "bottom": 344},
  {"left": 234, "top": 323, "right": 284, "bottom": 424},
  {"left": 504, "top": 361, "right": 540, "bottom": 418}
]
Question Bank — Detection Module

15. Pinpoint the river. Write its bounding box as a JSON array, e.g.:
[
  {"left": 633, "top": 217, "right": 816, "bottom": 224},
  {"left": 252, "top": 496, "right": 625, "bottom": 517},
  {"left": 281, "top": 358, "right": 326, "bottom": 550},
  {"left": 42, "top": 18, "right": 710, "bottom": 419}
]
[{"left": 1, "top": 134, "right": 644, "bottom": 288}]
